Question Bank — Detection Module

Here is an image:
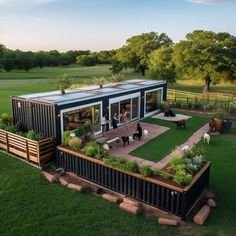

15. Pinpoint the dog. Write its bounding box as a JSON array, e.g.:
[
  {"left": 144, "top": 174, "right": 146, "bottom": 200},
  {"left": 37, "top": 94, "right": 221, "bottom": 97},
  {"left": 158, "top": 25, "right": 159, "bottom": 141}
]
[
  {"left": 121, "top": 136, "right": 134, "bottom": 147},
  {"left": 203, "top": 133, "right": 210, "bottom": 144},
  {"left": 174, "top": 119, "right": 186, "bottom": 129},
  {"left": 143, "top": 129, "right": 149, "bottom": 140},
  {"left": 181, "top": 145, "right": 190, "bottom": 152}
]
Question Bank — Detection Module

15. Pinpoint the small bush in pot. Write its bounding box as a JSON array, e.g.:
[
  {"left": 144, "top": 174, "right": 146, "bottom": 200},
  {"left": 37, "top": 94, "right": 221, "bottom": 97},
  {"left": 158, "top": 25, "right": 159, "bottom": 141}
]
[
  {"left": 173, "top": 169, "right": 192, "bottom": 186},
  {"left": 69, "top": 137, "right": 82, "bottom": 151}
]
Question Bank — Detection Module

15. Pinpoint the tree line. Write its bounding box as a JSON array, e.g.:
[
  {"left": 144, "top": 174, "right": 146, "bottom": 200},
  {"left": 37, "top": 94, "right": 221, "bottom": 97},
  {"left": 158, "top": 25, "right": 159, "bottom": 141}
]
[
  {"left": 0, "top": 46, "right": 115, "bottom": 72},
  {"left": 1, "top": 29, "right": 236, "bottom": 91}
]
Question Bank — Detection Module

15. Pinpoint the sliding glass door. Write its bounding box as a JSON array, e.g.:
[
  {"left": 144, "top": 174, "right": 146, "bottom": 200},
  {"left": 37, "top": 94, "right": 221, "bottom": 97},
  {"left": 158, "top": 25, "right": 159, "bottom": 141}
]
[
  {"left": 145, "top": 88, "right": 162, "bottom": 116},
  {"left": 109, "top": 93, "right": 140, "bottom": 127}
]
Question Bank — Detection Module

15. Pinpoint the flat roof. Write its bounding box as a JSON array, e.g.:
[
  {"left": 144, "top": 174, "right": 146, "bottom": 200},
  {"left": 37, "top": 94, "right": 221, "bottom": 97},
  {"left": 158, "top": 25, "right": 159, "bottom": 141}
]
[{"left": 14, "top": 79, "right": 166, "bottom": 105}]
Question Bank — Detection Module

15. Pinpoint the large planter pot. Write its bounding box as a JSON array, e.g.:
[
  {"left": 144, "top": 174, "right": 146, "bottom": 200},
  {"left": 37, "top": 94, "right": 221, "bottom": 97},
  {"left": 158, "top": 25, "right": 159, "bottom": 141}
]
[
  {"left": 222, "top": 119, "right": 232, "bottom": 133},
  {"left": 214, "top": 118, "right": 223, "bottom": 132}
]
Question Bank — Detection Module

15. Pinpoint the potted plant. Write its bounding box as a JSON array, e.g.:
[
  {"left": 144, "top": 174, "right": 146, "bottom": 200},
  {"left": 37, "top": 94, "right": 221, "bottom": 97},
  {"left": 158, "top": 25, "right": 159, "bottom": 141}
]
[
  {"left": 213, "top": 108, "right": 226, "bottom": 132},
  {"left": 58, "top": 74, "right": 71, "bottom": 95}
]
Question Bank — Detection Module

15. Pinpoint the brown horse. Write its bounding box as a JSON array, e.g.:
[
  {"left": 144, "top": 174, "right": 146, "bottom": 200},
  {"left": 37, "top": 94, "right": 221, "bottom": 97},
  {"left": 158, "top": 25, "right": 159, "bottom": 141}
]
[{"left": 209, "top": 117, "right": 217, "bottom": 133}]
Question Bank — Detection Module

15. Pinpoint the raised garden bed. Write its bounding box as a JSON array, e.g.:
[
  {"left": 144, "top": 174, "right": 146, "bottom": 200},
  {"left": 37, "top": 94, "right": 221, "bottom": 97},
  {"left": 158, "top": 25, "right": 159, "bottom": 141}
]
[
  {"left": 57, "top": 145, "right": 210, "bottom": 218},
  {"left": 0, "top": 129, "right": 55, "bottom": 166}
]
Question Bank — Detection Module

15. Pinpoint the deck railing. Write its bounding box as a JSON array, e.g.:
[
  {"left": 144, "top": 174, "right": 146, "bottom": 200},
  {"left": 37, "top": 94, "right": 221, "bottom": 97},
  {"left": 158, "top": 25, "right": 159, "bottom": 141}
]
[
  {"left": 0, "top": 129, "right": 55, "bottom": 166},
  {"left": 57, "top": 145, "right": 210, "bottom": 218}
]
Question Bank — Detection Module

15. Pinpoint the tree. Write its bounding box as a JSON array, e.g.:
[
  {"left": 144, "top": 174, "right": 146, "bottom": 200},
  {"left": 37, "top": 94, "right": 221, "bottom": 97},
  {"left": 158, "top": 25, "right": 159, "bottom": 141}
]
[
  {"left": 0, "top": 44, "right": 6, "bottom": 71},
  {"left": 58, "top": 74, "right": 71, "bottom": 94},
  {"left": 148, "top": 47, "right": 176, "bottom": 84},
  {"left": 114, "top": 32, "right": 173, "bottom": 76},
  {"left": 15, "top": 51, "right": 35, "bottom": 72},
  {"left": 35, "top": 51, "right": 48, "bottom": 68},
  {"left": 95, "top": 50, "right": 115, "bottom": 64},
  {"left": 59, "top": 53, "right": 73, "bottom": 66},
  {"left": 1, "top": 50, "right": 15, "bottom": 72},
  {"left": 76, "top": 54, "right": 98, "bottom": 66},
  {"left": 67, "top": 50, "right": 90, "bottom": 63},
  {"left": 172, "top": 30, "right": 236, "bottom": 92}
]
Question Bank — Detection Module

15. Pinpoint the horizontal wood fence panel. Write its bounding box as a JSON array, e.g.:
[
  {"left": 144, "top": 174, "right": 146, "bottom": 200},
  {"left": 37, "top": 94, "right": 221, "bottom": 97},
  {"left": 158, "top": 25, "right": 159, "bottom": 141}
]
[
  {"left": 57, "top": 146, "right": 210, "bottom": 218},
  {"left": 0, "top": 129, "right": 55, "bottom": 166}
]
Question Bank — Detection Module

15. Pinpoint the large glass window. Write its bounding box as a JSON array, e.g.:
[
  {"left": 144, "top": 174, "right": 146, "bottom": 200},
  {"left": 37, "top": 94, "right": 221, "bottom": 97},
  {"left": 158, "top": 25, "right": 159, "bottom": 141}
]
[
  {"left": 145, "top": 89, "right": 162, "bottom": 114},
  {"left": 63, "top": 104, "right": 101, "bottom": 133},
  {"left": 132, "top": 97, "right": 139, "bottom": 119}
]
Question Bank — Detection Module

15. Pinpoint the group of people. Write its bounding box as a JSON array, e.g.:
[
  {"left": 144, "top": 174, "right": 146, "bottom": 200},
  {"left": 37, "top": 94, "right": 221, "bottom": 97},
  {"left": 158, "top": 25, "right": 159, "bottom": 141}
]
[
  {"left": 101, "top": 109, "right": 128, "bottom": 136},
  {"left": 101, "top": 108, "right": 142, "bottom": 140}
]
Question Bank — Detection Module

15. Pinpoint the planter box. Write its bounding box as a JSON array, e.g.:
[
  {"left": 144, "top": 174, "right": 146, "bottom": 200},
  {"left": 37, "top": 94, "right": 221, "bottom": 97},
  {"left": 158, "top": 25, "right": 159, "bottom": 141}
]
[
  {"left": 0, "top": 129, "right": 55, "bottom": 166},
  {"left": 56, "top": 146, "right": 210, "bottom": 218}
]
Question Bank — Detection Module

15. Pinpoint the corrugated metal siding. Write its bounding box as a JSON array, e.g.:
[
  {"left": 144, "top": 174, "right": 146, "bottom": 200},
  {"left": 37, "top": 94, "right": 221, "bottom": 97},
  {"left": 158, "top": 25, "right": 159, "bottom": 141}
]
[
  {"left": 12, "top": 97, "right": 56, "bottom": 139},
  {"left": 57, "top": 149, "right": 187, "bottom": 217}
]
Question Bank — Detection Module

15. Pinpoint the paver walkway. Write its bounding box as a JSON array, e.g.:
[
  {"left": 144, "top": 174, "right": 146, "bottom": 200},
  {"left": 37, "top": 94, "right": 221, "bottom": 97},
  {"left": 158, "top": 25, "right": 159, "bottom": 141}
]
[{"left": 98, "top": 120, "right": 209, "bottom": 169}]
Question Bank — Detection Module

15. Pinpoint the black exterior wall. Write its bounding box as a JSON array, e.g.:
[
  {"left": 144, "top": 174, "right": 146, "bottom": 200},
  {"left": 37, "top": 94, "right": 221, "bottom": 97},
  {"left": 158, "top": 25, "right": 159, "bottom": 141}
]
[{"left": 12, "top": 83, "right": 167, "bottom": 144}]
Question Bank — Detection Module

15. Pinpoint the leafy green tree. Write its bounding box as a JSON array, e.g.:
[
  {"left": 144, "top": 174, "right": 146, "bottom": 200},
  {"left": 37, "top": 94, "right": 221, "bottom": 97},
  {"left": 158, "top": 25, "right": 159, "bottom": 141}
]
[
  {"left": 58, "top": 74, "right": 71, "bottom": 94},
  {"left": 67, "top": 50, "right": 90, "bottom": 63},
  {"left": 1, "top": 50, "right": 15, "bottom": 72},
  {"left": 114, "top": 32, "right": 173, "bottom": 76},
  {"left": 0, "top": 44, "right": 6, "bottom": 71},
  {"left": 48, "top": 50, "right": 60, "bottom": 66},
  {"left": 35, "top": 51, "right": 48, "bottom": 68},
  {"left": 76, "top": 54, "right": 98, "bottom": 66},
  {"left": 148, "top": 46, "right": 176, "bottom": 84},
  {"left": 15, "top": 51, "right": 35, "bottom": 72},
  {"left": 172, "top": 30, "right": 236, "bottom": 92},
  {"left": 59, "top": 53, "right": 73, "bottom": 66},
  {"left": 95, "top": 50, "right": 115, "bottom": 64}
]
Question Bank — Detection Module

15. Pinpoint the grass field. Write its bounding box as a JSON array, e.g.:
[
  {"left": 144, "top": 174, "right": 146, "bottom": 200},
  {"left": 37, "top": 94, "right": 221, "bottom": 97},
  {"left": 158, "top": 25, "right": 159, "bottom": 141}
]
[
  {"left": 1, "top": 116, "right": 236, "bottom": 235},
  {"left": 130, "top": 111, "right": 209, "bottom": 162},
  {"left": 1, "top": 65, "right": 236, "bottom": 235},
  {"left": 1, "top": 64, "right": 236, "bottom": 114},
  {"left": 0, "top": 65, "right": 142, "bottom": 114}
]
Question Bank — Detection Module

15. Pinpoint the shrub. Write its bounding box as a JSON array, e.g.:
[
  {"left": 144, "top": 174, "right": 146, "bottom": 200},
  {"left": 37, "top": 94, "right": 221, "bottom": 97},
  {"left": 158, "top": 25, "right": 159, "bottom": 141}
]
[
  {"left": 63, "top": 130, "right": 71, "bottom": 145},
  {"left": 169, "top": 157, "right": 185, "bottom": 170},
  {"left": 159, "top": 170, "right": 169, "bottom": 180},
  {"left": 0, "top": 113, "right": 13, "bottom": 126},
  {"left": 76, "top": 126, "right": 86, "bottom": 137},
  {"left": 173, "top": 169, "right": 192, "bottom": 186},
  {"left": 26, "top": 130, "right": 44, "bottom": 141},
  {"left": 140, "top": 165, "right": 152, "bottom": 178},
  {"left": 187, "top": 103, "right": 192, "bottom": 109},
  {"left": 193, "top": 102, "right": 202, "bottom": 109},
  {"left": 214, "top": 108, "right": 226, "bottom": 120},
  {"left": 83, "top": 141, "right": 104, "bottom": 158},
  {"left": 153, "top": 168, "right": 161, "bottom": 176},
  {"left": 69, "top": 137, "right": 82, "bottom": 151},
  {"left": 175, "top": 102, "right": 181, "bottom": 108},
  {"left": 4, "top": 125, "right": 18, "bottom": 133},
  {"left": 126, "top": 161, "right": 139, "bottom": 173}
]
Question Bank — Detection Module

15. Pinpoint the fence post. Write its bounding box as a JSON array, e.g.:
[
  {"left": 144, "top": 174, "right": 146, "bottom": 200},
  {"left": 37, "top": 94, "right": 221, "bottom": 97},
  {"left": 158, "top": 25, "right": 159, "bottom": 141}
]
[
  {"left": 6, "top": 132, "right": 9, "bottom": 153},
  {"left": 37, "top": 142, "right": 40, "bottom": 166},
  {"left": 25, "top": 140, "right": 30, "bottom": 161}
]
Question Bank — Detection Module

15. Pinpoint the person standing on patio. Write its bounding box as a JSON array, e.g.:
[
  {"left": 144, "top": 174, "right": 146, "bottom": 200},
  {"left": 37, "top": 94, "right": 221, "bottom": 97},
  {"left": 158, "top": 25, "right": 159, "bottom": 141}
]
[
  {"left": 101, "top": 113, "right": 107, "bottom": 136},
  {"left": 111, "top": 113, "right": 119, "bottom": 131},
  {"left": 120, "top": 108, "right": 128, "bottom": 132},
  {"left": 133, "top": 123, "right": 142, "bottom": 140}
]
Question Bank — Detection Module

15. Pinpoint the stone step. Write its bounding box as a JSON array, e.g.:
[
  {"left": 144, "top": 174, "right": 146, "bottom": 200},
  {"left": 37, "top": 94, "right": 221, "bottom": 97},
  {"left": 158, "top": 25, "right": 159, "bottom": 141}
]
[
  {"left": 193, "top": 205, "right": 211, "bottom": 225},
  {"left": 67, "top": 183, "right": 84, "bottom": 192},
  {"left": 58, "top": 176, "right": 70, "bottom": 186},
  {"left": 123, "top": 197, "right": 140, "bottom": 207},
  {"left": 42, "top": 171, "right": 57, "bottom": 183},
  {"left": 102, "top": 193, "right": 119, "bottom": 203},
  {"left": 158, "top": 217, "right": 179, "bottom": 226},
  {"left": 119, "top": 202, "right": 141, "bottom": 215}
]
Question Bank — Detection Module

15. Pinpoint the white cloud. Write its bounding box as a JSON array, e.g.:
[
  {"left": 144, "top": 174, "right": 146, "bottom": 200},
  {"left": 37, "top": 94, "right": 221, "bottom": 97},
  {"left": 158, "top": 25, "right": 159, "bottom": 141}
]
[
  {"left": 0, "top": 0, "right": 57, "bottom": 5},
  {"left": 187, "top": 0, "right": 236, "bottom": 4}
]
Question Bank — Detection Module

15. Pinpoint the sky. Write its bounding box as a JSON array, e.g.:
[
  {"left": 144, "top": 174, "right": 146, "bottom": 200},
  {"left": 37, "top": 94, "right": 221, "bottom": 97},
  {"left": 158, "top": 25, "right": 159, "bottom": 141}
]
[{"left": 0, "top": 0, "right": 236, "bottom": 52}]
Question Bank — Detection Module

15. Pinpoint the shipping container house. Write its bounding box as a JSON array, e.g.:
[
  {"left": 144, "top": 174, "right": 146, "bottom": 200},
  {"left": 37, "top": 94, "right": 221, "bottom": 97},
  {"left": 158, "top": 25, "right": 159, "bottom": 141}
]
[{"left": 12, "top": 79, "right": 167, "bottom": 143}]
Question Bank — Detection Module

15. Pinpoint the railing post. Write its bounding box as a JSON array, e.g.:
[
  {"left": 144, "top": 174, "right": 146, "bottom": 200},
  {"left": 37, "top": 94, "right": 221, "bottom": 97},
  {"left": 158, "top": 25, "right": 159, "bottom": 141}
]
[
  {"left": 37, "top": 142, "right": 40, "bottom": 166},
  {"left": 25, "top": 140, "right": 30, "bottom": 161},
  {"left": 6, "top": 132, "right": 9, "bottom": 153}
]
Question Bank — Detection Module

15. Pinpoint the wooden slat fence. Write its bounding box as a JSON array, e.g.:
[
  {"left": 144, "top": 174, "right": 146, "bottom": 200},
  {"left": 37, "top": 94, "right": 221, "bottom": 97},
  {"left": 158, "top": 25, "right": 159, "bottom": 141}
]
[
  {"left": 0, "top": 129, "right": 55, "bottom": 166},
  {"left": 167, "top": 89, "right": 236, "bottom": 108}
]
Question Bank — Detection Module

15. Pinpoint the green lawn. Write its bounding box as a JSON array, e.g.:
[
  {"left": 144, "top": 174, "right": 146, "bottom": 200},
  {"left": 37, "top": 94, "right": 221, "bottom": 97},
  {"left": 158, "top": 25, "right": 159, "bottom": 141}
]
[
  {"left": 1, "top": 116, "right": 236, "bottom": 235},
  {"left": 0, "top": 65, "right": 143, "bottom": 114},
  {"left": 130, "top": 111, "right": 210, "bottom": 162},
  {"left": 1, "top": 66, "right": 236, "bottom": 235}
]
